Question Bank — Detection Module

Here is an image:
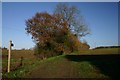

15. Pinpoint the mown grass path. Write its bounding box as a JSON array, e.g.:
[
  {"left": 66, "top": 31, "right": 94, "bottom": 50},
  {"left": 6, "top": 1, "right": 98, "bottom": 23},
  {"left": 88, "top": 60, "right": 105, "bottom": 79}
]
[
  {"left": 25, "top": 55, "right": 79, "bottom": 78},
  {"left": 25, "top": 54, "right": 120, "bottom": 79}
]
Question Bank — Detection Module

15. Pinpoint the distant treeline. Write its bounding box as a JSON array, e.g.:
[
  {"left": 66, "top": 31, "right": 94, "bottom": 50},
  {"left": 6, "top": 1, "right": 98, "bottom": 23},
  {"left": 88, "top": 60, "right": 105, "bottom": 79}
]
[{"left": 94, "top": 46, "right": 120, "bottom": 49}]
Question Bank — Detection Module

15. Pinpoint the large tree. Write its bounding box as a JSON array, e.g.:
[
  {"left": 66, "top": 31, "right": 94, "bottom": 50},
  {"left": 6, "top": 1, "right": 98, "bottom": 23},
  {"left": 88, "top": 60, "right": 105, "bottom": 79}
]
[
  {"left": 54, "top": 3, "right": 90, "bottom": 38},
  {"left": 25, "top": 12, "right": 81, "bottom": 58},
  {"left": 25, "top": 3, "right": 90, "bottom": 58}
]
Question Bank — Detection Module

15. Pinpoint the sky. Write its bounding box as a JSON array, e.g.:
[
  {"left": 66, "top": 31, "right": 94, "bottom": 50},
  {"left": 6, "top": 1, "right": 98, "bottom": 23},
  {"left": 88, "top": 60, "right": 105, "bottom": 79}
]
[
  {"left": 2, "top": 0, "right": 120, "bottom": 2},
  {"left": 0, "top": 2, "right": 2, "bottom": 48},
  {"left": 2, "top": 2, "right": 119, "bottom": 49}
]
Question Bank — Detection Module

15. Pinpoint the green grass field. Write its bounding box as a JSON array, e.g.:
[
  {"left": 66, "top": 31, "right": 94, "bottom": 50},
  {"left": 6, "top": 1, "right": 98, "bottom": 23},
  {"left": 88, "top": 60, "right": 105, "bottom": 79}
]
[{"left": 1, "top": 48, "right": 120, "bottom": 79}]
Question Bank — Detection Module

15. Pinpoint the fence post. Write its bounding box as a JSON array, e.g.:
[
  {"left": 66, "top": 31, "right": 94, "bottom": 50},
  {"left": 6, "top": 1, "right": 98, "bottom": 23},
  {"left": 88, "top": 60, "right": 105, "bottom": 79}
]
[{"left": 8, "top": 40, "right": 13, "bottom": 73}]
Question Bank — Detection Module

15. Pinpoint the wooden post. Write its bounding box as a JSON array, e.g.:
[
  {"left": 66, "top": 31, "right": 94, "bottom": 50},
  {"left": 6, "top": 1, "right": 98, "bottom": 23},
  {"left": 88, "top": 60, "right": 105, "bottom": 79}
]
[{"left": 8, "top": 40, "right": 12, "bottom": 73}]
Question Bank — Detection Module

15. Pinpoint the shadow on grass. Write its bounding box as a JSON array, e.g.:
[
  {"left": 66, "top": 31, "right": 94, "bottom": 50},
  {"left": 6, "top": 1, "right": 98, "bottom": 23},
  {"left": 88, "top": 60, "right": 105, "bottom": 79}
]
[{"left": 65, "top": 54, "right": 120, "bottom": 79}]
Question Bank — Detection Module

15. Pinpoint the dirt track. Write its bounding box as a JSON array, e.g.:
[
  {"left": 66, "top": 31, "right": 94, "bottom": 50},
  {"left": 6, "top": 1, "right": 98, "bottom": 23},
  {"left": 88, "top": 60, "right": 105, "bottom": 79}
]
[{"left": 25, "top": 54, "right": 120, "bottom": 78}]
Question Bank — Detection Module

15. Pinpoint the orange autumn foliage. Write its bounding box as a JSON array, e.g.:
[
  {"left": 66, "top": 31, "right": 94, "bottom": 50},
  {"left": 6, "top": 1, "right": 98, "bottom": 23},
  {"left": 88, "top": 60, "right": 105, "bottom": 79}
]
[{"left": 25, "top": 12, "right": 89, "bottom": 59}]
